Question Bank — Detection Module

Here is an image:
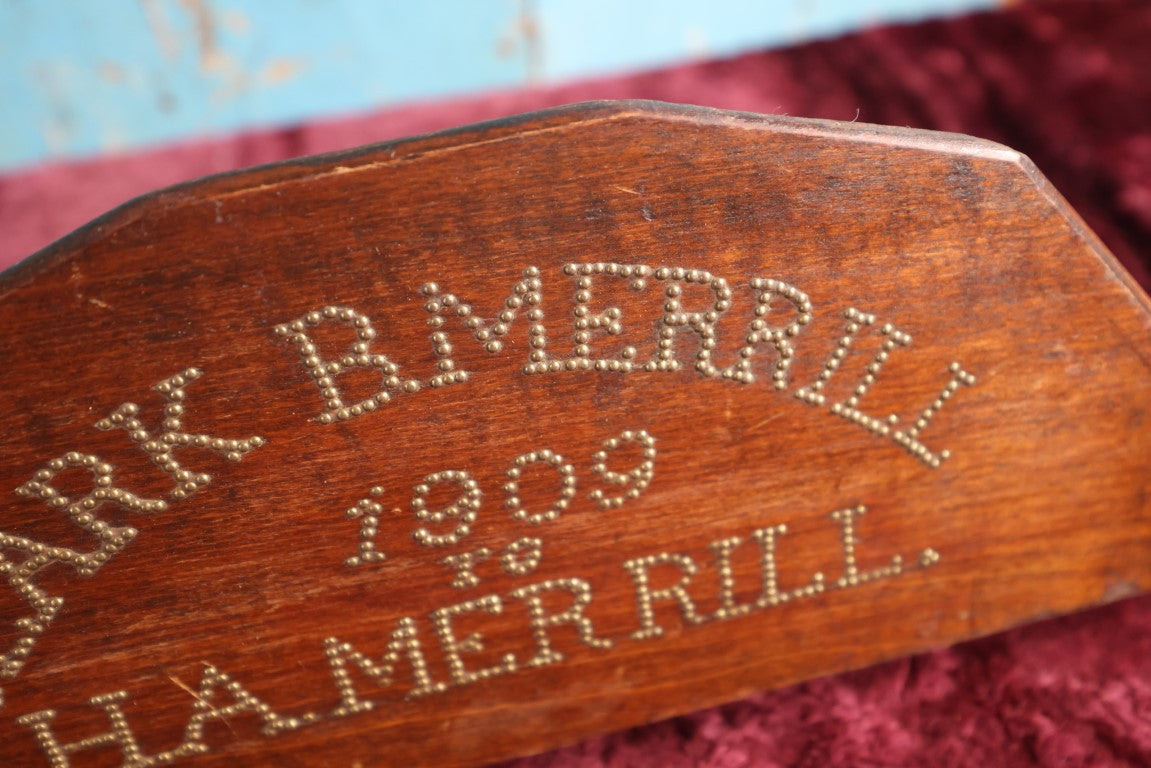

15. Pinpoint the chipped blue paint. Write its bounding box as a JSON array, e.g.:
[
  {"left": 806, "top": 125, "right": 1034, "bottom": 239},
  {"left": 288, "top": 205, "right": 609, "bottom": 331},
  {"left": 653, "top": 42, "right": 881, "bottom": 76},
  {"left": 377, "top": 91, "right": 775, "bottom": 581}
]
[{"left": 0, "top": 0, "right": 997, "bottom": 171}]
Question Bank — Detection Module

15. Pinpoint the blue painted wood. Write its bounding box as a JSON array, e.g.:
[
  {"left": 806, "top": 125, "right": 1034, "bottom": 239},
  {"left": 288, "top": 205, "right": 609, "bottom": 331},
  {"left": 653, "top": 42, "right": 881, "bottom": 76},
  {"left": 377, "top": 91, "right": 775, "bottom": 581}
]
[{"left": 0, "top": 0, "right": 998, "bottom": 171}]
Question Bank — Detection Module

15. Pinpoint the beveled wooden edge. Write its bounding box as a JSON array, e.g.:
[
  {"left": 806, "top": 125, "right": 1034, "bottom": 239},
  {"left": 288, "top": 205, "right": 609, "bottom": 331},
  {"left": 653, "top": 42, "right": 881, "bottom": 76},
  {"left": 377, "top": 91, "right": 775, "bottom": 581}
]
[
  {"left": 3, "top": 100, "right": 1039, "bottom": 285},
  {"left": 1014, "top": 160, "right": 1151, "bottom": 316}
]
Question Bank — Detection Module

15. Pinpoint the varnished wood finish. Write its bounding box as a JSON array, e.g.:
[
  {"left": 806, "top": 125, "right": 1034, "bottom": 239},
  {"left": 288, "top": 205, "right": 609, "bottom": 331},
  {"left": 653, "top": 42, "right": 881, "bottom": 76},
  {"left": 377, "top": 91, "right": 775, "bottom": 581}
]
[{"left": 1, "top": 102, "right": 1149, "bottom": 768}]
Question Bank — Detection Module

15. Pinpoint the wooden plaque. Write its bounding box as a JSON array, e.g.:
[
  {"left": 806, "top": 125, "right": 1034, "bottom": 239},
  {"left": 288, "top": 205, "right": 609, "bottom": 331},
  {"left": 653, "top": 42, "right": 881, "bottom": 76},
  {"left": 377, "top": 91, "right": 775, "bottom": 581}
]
[{"left": 1, "top": 102, "right": 1149, "bottom": 767}]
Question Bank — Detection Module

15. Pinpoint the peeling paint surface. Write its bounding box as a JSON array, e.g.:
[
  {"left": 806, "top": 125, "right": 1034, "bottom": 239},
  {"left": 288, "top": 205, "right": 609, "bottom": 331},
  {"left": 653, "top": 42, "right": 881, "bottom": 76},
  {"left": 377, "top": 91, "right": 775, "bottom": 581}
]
[{"left": 0, "top": 0, "right": 997, "bottom": 170}]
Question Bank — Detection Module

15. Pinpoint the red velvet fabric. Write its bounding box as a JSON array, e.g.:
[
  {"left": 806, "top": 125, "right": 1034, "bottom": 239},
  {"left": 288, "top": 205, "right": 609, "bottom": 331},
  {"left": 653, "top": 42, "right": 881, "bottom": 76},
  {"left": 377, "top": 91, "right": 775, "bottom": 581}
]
[{"left": 2, "top": 1, "right": 1149, "bottom": 765}]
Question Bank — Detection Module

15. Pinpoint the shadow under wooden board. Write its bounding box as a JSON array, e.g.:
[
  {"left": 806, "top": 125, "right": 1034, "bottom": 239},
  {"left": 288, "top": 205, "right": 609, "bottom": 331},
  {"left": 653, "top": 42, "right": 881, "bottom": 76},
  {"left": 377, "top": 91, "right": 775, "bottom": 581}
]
[{"left": 0, "top": 101, "right": 1148, "bottom": 768}]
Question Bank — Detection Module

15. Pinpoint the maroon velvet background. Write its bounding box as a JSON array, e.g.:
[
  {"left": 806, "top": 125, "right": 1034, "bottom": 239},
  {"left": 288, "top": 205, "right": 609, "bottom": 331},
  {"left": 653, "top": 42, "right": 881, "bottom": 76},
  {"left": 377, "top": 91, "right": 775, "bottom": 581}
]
[{"left": 3, "top": 1, "right": 1150, "bottom": 765}]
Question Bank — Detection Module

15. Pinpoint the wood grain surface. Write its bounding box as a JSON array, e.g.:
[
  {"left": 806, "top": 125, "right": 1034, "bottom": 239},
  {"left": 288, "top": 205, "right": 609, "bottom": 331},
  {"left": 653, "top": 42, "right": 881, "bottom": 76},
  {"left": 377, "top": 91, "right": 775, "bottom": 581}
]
[{"left": 1, "top": 101, "right": 1149, "bottom": 768}]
